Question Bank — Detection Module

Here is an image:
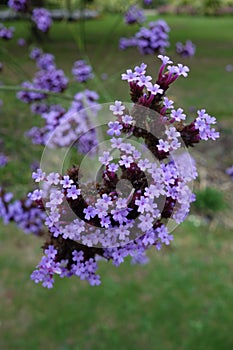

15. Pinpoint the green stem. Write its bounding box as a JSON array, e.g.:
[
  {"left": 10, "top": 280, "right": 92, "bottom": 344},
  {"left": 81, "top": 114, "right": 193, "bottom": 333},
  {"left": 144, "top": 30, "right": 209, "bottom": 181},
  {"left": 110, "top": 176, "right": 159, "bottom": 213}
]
[
  {"left": 0, "top": 85, "right": 74, "bottom": 102},
  {"left": 0, "top": 47, "right": 31, "bottom": 80}
]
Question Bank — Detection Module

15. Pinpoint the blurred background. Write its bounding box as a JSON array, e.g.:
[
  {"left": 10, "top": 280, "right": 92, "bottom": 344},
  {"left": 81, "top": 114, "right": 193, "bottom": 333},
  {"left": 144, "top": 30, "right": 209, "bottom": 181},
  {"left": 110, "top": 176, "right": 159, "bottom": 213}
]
[{"left": 0, "top": 1, "right": 233, "bottom": 349}]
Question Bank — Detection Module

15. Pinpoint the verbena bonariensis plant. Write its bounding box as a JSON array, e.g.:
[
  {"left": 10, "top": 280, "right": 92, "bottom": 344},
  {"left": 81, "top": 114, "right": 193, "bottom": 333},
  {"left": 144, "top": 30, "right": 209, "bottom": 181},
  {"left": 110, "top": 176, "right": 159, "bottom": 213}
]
[
  {"left": 26, "top": 55, "right": 219, "bottom": 288},
  {"left": 124, "top": 5, "right": 146, "bottom": 25},
  {"left": 16, "top": 47, "right": 99, "bottom": 153},
  {"left": 0, "top": 23, "right": 14, "bottom": 40},
  {"left": 119, "top": 20, "right": 170, "bottom": 54},
  {"left": 7, "top": 0, "right": 52, "bottom": 33}
]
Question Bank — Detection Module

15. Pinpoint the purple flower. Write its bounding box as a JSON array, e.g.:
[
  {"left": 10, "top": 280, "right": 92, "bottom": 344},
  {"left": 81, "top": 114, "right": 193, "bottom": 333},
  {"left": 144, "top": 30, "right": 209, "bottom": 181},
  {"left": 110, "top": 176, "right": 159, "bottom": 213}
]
[
  {"left": 165, "top": 127, "right": 180, "bottom": 140},
  {"left": 60, "top": 175, "right": 73, "bottom": 188},
  {"left": 146, "top": 82, "right": 163, "bottom": 95},
  {"left": 157, "top": 225, "right": 173, "bottom": 245},
  {"left": 226, "top": 166, "right": 233, "bottom": 179},
  {"left": 66, "top": 185, "right": 81, "bottom": 200},
  {"left": 72, "top": 250, "right": 84, "bottom": 263},
  {"left": 32, "top": 8, "right": 52, "bottom": 33},
  {"left": 157, "top": 139, "right": 170, "bottom": 152},
  {"left": 83, "top": 206, "right": 97, "bottom": 220},
  {"left": 119, "top": 37, "right": 138, "bottom": 50},
  {"left": 138, "top": 159, "right": 151, "bottom": 171},
  {"left": 137, "top": 74, "right": 152, "bottom": 87},
  {"left": 32, "top": 168, "right": 46, "bottom": 182},
  {"left": 124, "top": 5, "right": 145, "bottom": 25},
  {"left": 170, "top": 108, "right": 186, "bottom": 122},
  {"left": 8, "top": 0, "right": 28, "bottom": 12},
  {"left": 120, "top": 20, "right": 170, "bottom": 55},
  {"left": 46, "top": 172, "right": 60, "bottom": 185},
  {"left": 100, "top": 216, "right": 111, "bottom": 228},
  {"left": 30, "top": 47, "right": 42, "bottom": 60},
  {"left": 135, "top": 196, "right": 151, "bottom": 214},
  {"left": 0, "top": 24, "right": 14, "bottom": 40},
  {"left": 158, "top": 55, "right": 173, "bottom": 65},
  {"left": 119, "top": 155, "right": 134, "bottom": 168},
  {"left": 111, "top": 137, "right": 123, "bottom": 149},
  {"left": 138, "top": 213, "right": 154, "bottom": 232},
  {"left": 134, "top": 63, "right": 147, "bottom": 75},
  {"left": 176, "top": 40, "right": 196, "bottom": 58},
  {"left": 162, "top": 97, "right": 174, "bottom": 109},
  {"left": 33, "top": 68, "right": 69, "bottom": 93},
  {"left": 121, "top": 69, "right": 138, "bottom": 82},
  {"left": 194, "top": 109, "right": 220, "bottom": 141},
  {"left": 72, "top": 60, "right": 94, "bottom": 83},
  {"left": 16, "top": 81, "right": 45, "bottom": 104},
  {"left": 26, "top": 54, "right": 219, "bottom": 289},
  {"left": 176, "top": 64, "right": 190, "bottom": 77},
  {"left": 37, "top": 53, "right": 55, "bottom": 70},
  {"left": 107, "top": 121, "right": 123, "bottom": 136},
  {"left": 107, "top": 163, "right": 119, "bottom": 172},
  {"left": 111, "top": 208, "right": 130, "bottom": 225},
  {"left": 109, "top": 101, "right": 125, "bottom": 115},
  {"left": 30, "top": 245, "right": 61, "bottom": 288},
  {"left": 29, "top": 189, "right": 43, "bottom": 201},
  {"left": 17, "top": 38, "right": 26, "bottom": 46},
  {"left": 99, "top": 151, "right": 113, "bottom": 165},
  {"left": 0, "top": 153, "right": 8, "bottom": 167},
  {"left": 0, "top": 190, "right": 46, "bottom": 235},
  {"left": 225, "top": 64, "right": 233, "bottom": 72}
]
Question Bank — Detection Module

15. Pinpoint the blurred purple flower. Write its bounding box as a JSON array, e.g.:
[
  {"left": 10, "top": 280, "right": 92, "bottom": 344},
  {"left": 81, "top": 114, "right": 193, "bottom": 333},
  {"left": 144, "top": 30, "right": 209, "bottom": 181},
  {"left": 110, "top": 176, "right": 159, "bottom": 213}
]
[
  {"left": 120, "top": 20, "right": 170, "bottom": 55},
  {"left": 176, "top": 40, "right": 196, "bottom": 58},
  {"left": 124, "top": 5, "right": 145, "bottom": 25},
  {"left": 0, "top": 24, "right": 14, "bottom": 40},
  {"left": 32, "top": 8, "right": 52, "bottom": 33},
  {"left": 30, "top": 47, "right": 42, "bottom": 60},
  {"left": 8, "top": 0, "right": 28, "bottom": 12},
  {"left": 0, "top": 153, "right": 8, "bottom": 167},
  {"left": 225, "top": 64, "right": 233, "bottom": 72},
  {"left": 226, "top": 166, "right": 233, "bottom": 179},
  {"left": 17, "top": 38, "right": 26, "bottom": 46},
  {"left": 72, "top": 60, "right": 94, "bottom": 83}
]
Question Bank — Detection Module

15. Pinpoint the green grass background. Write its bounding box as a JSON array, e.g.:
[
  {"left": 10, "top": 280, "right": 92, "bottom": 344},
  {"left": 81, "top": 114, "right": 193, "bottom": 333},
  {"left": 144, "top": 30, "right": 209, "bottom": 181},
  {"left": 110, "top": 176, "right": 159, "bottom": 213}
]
[{"left": 0, "top": 14, "right": 233, "bottom": 350}]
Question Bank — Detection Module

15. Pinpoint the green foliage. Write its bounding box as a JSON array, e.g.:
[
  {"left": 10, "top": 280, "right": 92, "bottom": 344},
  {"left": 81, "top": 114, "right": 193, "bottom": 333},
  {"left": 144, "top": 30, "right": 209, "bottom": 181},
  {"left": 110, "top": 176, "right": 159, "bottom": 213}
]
[
  {"left": 194, "top": 187, "right": 227, "bottom": 214},
  {"left": 1, "top": 223, "right": 233, "bottom": 350},
  {"left": 93, "top": 0, "right": 136, "bottom": 13},
  {"left": 169, "top": 0, "right": 233, "bottom": 14}
]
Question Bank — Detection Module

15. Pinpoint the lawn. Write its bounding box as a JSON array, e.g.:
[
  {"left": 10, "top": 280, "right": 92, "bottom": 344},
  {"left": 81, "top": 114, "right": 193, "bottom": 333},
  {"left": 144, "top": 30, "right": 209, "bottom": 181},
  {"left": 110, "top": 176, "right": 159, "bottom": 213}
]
[{"left": 0, "top": 13, "right": 233, "bottom": 350}]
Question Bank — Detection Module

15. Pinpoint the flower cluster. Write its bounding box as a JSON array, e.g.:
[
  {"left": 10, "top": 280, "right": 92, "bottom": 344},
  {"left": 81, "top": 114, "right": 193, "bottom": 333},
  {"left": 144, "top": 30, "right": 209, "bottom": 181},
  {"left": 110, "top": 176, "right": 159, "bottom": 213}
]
[
  {"left": 176, "top": 40, "right": 196, "bottom": 58},
  {"left": 29, "top": 55, "right": 219, "bottom": 288},
  {"left": 29, "top": 47, "right": 42, "bottom": 60},
  {"left": 26, "top": 89, "right": 100, "bottom": 154},
  {"left": 72, "top": 60, "right": 94, "bottom": 83},
  {"left": 31, "top": 245, "right": 101, "bottom": 288},
  {"left": 17, "top": 48, "right": 68, "bottom": 103},
  {"left": 0, "top": 23, "right": 14, "bottom": 40},
  {"left": 194, "top": 109, "right": 219, "bottom": 141},
  {"left": 32, "top": 8, "right": 52, "bottom": 33},
  {"left": 119, "top": 20, "right": 170, "bottom": 55},
  {"left": 8, "top": 0, "right": 28, "bottom": 12},
  {"left": 0, "top": 188, "right": 46, "bottom": 235},
  {"left": 124, "top": 5, "right": 145, "bottom": 25}
]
